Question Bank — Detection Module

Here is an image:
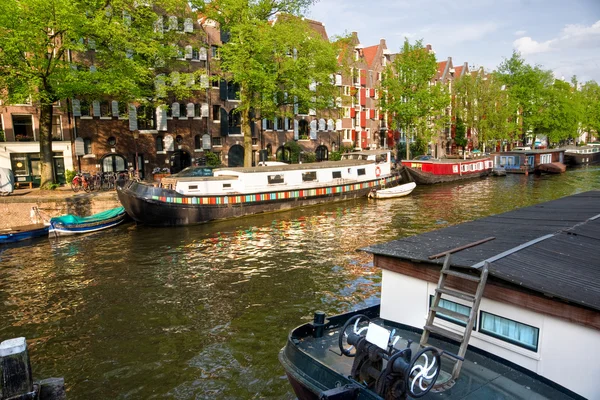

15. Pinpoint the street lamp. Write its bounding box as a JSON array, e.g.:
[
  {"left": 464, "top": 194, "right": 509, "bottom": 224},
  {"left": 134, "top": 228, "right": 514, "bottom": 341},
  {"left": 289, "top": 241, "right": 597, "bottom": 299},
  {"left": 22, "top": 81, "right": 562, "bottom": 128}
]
[{"left": 133, "top": 131, "right": 139, "bottom": 179}]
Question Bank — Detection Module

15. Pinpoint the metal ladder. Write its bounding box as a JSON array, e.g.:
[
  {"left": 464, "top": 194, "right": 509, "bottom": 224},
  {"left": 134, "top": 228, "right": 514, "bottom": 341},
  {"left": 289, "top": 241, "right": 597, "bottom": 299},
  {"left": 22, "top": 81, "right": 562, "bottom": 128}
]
[{"left": 420, "top": 254, "right": 489, "bottom": 380}]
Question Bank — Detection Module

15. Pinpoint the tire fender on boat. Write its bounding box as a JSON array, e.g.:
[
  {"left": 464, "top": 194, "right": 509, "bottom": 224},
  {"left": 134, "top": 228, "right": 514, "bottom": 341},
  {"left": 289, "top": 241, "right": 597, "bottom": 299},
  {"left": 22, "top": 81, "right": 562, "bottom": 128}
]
[{"left": 375, "top": 166, "right": 381, "bottom": 177}]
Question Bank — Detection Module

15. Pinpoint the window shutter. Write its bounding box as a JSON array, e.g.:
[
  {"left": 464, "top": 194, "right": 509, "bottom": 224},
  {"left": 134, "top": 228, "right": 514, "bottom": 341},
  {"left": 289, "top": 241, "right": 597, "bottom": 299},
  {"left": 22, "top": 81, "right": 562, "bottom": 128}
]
[
  {"left": 293, "top": 119, "right": 299, "bottom": 140},
  {"left": 318, "top": 119, "right": 326, "bottom": 131},
  {"left": 123, "top": 11, "right": 131, "bottom": 27},
  {"left": 186, "top": 73, "right": 195, "bottom": 87},
  {"left": 309, "top": 108, "right": 316, "bottom": 116},
  {"left": 154, "top": 17, "right": 163, "bottom": 34},
  {"left": 219, "top": 80, "right": 227, "bottom": 100},
  {"left": 89, "top": 65, "right": 97, "bottom": 73},
  {"left": 157, "top": 105, "right": 167, "bottom": 131},
  {"left": 293, "top": 98, "right": 298, "bottom": 115},
  {"left": 184, "top": 18, "right": 193, "bottom": 33},
  {"left": 273, "top": 117, "right": 278, "bottom": 131},
  {"left": 220, "top": 108, "right": 228, "bottom": 136},
  {"left": 262, "top": 118, "right": 267, "bottom": 130},
  {"left": 335, "top": 73, "right": 342, "bottom": 86},
  {"left": 92, "top": 100, "right": 100, "bottom": 117},
  {"left": 310, "top": 120, "right": 317, "bottom": 139},
  {"left": 72, "top": 99, "right": 81, "bottom": 116},
  {"left": 126, "top": 49, "right": 133, "bottom": 59},
  {"left": 336, "top": 119, "right": 342, "bottom": 130},
  {"left": 309, "top": 81, "right": 317, "bottom": 91},
  {"left": 327, "top": 119, "right": 334, "bottom": 131},
  {"left": 168, "top": 16, "right": 177, "bottom": 31},
  {"left": 172, "top": 102, "right": 180, "bottom": 118},
  {"left": 292, "top": 48, "right": 297, "bottom": 60},
  {"left": 171, "top": 71, "right": 180, "bottom": 86},
  {"left": 251, "top": 119, "right": 256, "bottom": 137},
  {"left": 88, "top": 39, "right": 96, "bottom": 50},
  {"left": 201, "top": 103, "right": 209, "bottom": 118},
  {"left": 128, "top": 104, "right": 137, "bottom": 131},
  {"left": 185, "top": 45, "right": 192, "bottom": 59},
  {"left": 111, "top": 101, "right": 119, "bottom": 117},
  {"left": 155, "top": 75, "right": 166, "bottom": 97},
  {"left": 284, "top": 117, "right": 289, "bottom": 131},
  {"left": 200, "top": 74, "right": 208, "bottom": 89},
  {"left": 199, "top": 47, "right": 207, "bottom": 60},
  {"left": 187, "top": 103, "right": 194, "bottom": 118}
]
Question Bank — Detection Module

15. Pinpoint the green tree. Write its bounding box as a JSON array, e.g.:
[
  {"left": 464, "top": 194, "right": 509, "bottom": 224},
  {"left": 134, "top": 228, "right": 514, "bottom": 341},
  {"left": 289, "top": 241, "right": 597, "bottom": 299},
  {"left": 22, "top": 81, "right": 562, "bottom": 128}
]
[
  {"left": 454, "top": 70, "right": 516, "bottom": 152},
  {"left": 536, "top": 78, "right": 582, "bottom": 145},
  {"left": 195, "top": 0, "right": 339, "bottom": 167},
  {"left": 497, "top": 51, "right": 554, "bottom": 145},
  {"left": 454, "top": 117, "right": 468, "bottom": 152},
  {"left": 380, "top": 39, "right": 449, "bottom": 159},
  {"left": 580, "top": 81, "right": 600, "bottom": 142},
  {"left": 0, "top": 0, "right": 188, "bottom": 188}
]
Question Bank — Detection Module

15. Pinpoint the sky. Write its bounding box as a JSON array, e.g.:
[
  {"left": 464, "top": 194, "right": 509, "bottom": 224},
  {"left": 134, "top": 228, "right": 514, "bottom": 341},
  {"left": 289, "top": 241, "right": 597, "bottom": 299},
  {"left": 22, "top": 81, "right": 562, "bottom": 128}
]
[{"left": 307, "top": 0, "right": 600, "bottom": 83}]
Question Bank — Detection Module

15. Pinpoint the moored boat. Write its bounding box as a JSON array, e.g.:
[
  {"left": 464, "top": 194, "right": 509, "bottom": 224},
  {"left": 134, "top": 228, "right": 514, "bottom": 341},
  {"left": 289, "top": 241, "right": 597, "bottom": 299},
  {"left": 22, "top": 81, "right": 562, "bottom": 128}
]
[
  {"left": 368, "top": 182, "right": 416, "bottom": 199},
  {"left": 535, "top": 161, "right": 566, "bottom": 174},
  {"left": 117, "top": 150, "right": 403, "bottom": 226},
  {"left": 48, "top": 207, "right": 128, "bottom": 236},
  {"left": 400, "top": 158, "right": 493, "bottom": 185},
  {"left": 280, "top": 191, "right": 600, "bottom": 400},
  {"left": 563, "top": 145, "right": 600, "bottom": 166},
  {"left": 491, "top": 148, "right": 566, "bottom": 174},
  {"left": 0, "top": 224, "right": 49, "bottom": 244}
]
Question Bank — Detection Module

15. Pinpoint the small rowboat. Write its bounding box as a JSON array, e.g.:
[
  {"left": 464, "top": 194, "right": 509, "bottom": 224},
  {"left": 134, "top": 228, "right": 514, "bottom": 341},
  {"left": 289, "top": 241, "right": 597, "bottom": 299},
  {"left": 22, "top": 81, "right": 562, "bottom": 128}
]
[
  {"left": 0, "top": 224, "right": 49, "bottom": 244},
  {"left": 49, "top": 207, "right": 128, "bottom": 236},
  {"left": 535, "top": 162, "right": 566, "bottom": 174},
  {"left": 368, "top": 182, "right": 416, "bottom": 199}
]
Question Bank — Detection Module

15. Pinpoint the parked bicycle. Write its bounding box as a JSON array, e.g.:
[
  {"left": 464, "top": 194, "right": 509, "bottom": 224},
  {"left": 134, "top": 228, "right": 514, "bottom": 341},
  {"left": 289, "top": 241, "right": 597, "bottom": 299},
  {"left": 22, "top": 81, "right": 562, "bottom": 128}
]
[{"left": 70, "top": 172, "right": 92, "bottom": 192}]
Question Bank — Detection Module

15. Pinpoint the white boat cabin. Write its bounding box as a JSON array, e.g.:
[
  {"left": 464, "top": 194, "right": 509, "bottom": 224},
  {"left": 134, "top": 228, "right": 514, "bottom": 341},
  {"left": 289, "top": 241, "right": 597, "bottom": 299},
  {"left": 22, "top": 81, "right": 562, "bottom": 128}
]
[{"left": 162, "top": 150, "right": 393, "bottom": 196}]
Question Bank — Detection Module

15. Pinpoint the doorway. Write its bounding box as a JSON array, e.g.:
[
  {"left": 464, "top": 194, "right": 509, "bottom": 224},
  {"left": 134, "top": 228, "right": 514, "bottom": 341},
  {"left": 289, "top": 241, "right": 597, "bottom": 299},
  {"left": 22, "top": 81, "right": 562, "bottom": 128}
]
[
  {"left": 228, "top": 144, "right": 244, "bottom": 167},
  {"left": 170, "top": 150, "right": 192, "bottom": 174}
]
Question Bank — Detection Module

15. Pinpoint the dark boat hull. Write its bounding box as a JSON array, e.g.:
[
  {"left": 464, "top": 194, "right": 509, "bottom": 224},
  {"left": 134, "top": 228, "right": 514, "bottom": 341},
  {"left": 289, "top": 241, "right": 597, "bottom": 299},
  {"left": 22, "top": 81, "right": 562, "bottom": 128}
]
[
  {"left": 405, "top": 167, "right": 490, "bottom": 185},
  {"left": 0, "top": 224, "right": 49, "bottom": 244},
  {"left": 564, "top": 152, "right": 600, "bottom": 166},
  {"left": 279, "top": 306, "right": 382, "bottom": 400},
  {"left": 117, "top": 175, "right": 403, "bottom": 227},
  {"left": 535, "top": 162, "right": 566, "bottom": 174}
]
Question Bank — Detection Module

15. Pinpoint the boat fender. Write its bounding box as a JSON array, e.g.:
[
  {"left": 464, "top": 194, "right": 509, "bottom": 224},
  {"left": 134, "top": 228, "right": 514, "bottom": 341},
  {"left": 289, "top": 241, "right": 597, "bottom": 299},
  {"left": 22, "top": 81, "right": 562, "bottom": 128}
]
[{"left": 375, "top": 166, "right": 381, "bottom": 177}]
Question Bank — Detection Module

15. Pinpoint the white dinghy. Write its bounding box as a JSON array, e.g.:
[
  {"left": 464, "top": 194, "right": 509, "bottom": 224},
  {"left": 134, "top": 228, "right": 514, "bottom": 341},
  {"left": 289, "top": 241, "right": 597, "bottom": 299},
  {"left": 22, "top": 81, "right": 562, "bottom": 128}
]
[{"left": 368, "top": 181, "right": 416, "bottom": 199}]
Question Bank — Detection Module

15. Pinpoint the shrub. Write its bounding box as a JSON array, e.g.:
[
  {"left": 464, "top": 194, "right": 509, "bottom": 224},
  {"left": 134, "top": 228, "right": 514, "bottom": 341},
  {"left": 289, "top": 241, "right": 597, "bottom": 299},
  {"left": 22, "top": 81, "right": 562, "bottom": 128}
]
[{"left": 65, "top": 169, "right": 76, "bottom": 183}]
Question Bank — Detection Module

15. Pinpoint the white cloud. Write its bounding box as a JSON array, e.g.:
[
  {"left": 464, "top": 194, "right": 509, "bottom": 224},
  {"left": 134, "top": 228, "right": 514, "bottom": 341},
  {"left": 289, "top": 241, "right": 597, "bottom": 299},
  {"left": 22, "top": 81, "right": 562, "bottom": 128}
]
[
  {"left": 513, "top": 20, "right": 600, "bottom": 55},
  {"left": 514, "top": 30, "right": 527, "bottom": 36},
  {"left": 513, "top": 36, "right": 554, "bottom": 55}
]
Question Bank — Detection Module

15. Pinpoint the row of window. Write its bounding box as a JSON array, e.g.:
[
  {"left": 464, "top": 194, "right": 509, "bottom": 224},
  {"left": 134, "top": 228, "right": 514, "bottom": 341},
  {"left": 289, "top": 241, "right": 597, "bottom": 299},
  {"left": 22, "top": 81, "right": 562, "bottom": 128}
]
[
  {"left": 2, "top": 115, "right": 63, "bottom": 142},
  {"left": 432, "top": 296, "right": 540, "bottom": 352},
  {"left": 266, "top": 168, "right": 364, "bottom": 185}
]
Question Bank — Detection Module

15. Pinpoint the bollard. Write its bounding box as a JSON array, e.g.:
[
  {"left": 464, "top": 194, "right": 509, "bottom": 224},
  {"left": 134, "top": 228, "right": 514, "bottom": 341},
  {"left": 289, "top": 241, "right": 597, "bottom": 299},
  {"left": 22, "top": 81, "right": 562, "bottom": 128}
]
[
  {"left": 313, "top": 311, "right": 326, "bottom": 338},
  {"left": 0, "top": 337, "right": 34, "bottom": 399}
]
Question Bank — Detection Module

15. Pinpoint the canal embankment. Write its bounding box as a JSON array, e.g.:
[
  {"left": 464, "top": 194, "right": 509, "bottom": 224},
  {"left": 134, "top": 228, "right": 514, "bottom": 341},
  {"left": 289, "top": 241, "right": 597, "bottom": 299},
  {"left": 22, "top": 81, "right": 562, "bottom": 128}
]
[{"left": 0, "top": 187, "right": 120, "bottom": 229}]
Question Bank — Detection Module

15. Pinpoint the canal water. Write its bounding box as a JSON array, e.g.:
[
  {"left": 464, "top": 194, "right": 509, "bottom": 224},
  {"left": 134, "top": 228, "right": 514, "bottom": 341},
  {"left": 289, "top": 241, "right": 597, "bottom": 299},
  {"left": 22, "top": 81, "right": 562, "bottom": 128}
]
[{"left": 1, "top": 167, "right": 599, "bottom": 399}]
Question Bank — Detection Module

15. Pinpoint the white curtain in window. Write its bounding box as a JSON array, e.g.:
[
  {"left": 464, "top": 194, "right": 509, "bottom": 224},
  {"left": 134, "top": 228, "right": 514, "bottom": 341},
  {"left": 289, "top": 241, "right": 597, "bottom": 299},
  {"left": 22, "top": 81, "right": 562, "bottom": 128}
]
[{"left": 481, "top": 313, "right": 538, "bottom": 350}]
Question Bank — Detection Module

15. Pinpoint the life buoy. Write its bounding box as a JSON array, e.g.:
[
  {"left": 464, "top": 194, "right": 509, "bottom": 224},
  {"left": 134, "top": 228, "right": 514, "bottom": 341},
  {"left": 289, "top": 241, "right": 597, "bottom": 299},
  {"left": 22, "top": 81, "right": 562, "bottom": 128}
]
[{"left": 375, "top": 166, "right": 381, "bottom": 177}]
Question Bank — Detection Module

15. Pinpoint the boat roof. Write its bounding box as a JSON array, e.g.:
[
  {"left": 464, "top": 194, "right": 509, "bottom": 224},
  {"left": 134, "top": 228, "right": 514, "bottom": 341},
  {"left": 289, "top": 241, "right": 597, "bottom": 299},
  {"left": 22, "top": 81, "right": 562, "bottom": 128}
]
[
  {"left": 215, "top": 159, "right": 372, "bottom": 174},
  {"left": 491, "top": 149, "right": 565, "bottom": 155},
  {"left": 363, "top": 190, "right": 600, "bottom": 312}
]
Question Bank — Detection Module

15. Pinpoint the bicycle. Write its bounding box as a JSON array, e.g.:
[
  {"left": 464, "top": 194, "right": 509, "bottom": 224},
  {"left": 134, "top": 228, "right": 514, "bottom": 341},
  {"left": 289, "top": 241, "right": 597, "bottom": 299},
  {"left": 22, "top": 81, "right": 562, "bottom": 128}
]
[{"left": 70, "top": 172, "right": 92, "bottom": 192}]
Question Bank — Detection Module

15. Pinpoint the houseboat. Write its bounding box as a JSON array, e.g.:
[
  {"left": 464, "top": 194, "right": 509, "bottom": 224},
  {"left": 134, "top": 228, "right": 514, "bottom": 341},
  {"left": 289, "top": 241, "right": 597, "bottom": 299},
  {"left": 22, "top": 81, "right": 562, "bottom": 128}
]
[
  {"left": 117, "top": 150, "right": 402, "bottom": 226},
  {"left": 400, "top": 158, "right": 493, "bottom": 185},
  {"left": 280, "top": 191, "right": 600, "bottom": 400},
  {"left": 563, "top": 145, "right": 600, "bottom": 166},
  {"left": 491, "top": 148, "right": 566, "bottom": 174}
]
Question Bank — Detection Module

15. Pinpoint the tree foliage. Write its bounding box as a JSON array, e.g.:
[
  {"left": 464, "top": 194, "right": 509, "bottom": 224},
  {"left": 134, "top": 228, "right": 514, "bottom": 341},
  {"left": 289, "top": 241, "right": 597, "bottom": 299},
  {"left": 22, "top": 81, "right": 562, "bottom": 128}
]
[
  {"left": 194, "top": 0, "right": 339, "bottom": 167},
  {"left": 0, "top": 0, "right": 189, "bottom": 187},
  {"left": 380, "top": 38, "right": 449, "bottom": 159}
]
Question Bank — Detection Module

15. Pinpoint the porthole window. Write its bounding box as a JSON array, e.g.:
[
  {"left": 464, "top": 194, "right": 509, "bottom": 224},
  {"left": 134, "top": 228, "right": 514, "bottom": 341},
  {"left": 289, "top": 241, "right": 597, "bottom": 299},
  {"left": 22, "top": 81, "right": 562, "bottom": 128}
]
[
  {"left": 107, "top": 136, "right": 116, "bottom": 146},
  {"left": 176, "top": 135, "right": 183, "bottom": 144}
]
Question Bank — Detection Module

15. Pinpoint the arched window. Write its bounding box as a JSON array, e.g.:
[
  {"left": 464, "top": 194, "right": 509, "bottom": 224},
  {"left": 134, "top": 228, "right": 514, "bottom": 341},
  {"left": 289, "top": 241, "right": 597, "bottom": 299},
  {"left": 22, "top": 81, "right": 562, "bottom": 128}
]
[
  {"left": 101, "top": 154, "right": 127, "bottom": 173},
  {"left": 266, "top": 143, "right": 272, "bottom": 156},
  {"left": 194, "top": 134, "right": 201, "bottom": 150},
  {"left": 316, "top": 145, "right": 329, "bottom": 162},
  {"left": 156, "top": 135, "right": 164, "bottom": 152}
]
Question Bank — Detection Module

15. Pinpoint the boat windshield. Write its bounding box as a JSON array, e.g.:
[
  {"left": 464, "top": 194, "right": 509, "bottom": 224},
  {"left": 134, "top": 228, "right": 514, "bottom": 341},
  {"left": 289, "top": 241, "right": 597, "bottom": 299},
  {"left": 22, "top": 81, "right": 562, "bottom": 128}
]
[{"left": 171, "top": 167, "right": 214, "bottom": 178}]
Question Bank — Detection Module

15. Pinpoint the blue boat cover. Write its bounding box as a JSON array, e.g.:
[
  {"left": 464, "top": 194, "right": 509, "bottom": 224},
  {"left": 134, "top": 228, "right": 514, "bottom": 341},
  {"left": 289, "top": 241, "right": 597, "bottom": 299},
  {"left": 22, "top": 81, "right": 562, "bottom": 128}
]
[{"left": 50, "top": 207, "right": 125, "bottom": 225}]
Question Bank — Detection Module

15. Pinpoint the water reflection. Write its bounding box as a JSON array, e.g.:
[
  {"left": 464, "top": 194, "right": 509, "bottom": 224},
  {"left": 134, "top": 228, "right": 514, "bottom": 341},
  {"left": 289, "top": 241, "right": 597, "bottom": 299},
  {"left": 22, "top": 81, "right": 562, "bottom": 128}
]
[{"left": 0, "top": 167, "right": 599, "bottom": 399}]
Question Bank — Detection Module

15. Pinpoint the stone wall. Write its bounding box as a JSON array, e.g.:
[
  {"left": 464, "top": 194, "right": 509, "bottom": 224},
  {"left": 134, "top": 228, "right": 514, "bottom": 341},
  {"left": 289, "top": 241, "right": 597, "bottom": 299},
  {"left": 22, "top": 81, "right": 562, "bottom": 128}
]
[{"left": 0, "top": 192, "right": 121, "bottom": 229}]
